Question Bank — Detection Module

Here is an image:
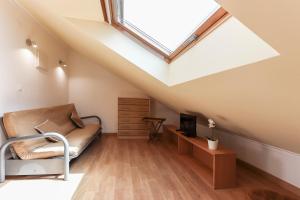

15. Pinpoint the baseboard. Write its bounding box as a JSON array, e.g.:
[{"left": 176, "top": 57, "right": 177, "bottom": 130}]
[
  {"left": 102, "top": 132, "right": 117, "bottom": 136},
  {"left": 215, "top": 129, "right": 300, "bottom": 188},
  {"left": 102, "top": 132, "right": 149, "bottom": 139},
  {"left": 237, "top": 159, "right": 300, "bottom": 196},
  {"left": 117, "top": 135, "right": 148, "bottom": 139}
]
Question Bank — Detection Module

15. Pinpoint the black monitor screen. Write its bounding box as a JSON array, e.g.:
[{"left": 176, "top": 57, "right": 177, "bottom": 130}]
[{"left": 180, "top": 113, "right": 197, "bottom": 137}]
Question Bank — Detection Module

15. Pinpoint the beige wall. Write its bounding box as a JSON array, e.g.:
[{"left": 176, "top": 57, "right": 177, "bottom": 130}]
[
  {"left": 68, "top": 50, "right": 178, "bottom": 133},
  {"left": 0, "top": 0, "right": 69, "bottom": 144}
]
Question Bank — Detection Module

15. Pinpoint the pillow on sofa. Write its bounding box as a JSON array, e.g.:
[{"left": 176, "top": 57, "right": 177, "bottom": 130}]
[
  {"left": 70, "top": 110, "right": 85, "bottom": 128},
  {"left": 34, "top": 120, "right": 64, "bottom": 142}
]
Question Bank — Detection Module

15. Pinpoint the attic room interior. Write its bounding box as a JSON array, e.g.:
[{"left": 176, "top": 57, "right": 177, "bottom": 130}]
[{"left": 0, "top": 0, "right": 300, "bottom": 199}]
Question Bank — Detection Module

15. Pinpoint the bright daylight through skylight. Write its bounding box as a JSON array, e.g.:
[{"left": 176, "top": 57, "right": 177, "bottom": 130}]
[{"left": 119, "top": 0, "right": 220, "bottom": 55}]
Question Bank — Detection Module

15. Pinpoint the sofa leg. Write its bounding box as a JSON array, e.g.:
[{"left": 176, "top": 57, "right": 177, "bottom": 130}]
[
  {"left": 64, "top": 155, "right": 69, "bottom": 181},
  {"left": 0, "top": 142, "right": 10, "bottom": 183},
  {"left": 61, "top": 134, "right": 69, "bottom": 181},
  {"left": 0, "top": 132, "right": 70, "bottom": 182}
]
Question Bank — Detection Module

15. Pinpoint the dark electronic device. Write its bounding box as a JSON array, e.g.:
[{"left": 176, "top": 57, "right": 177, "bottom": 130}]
[{"left": 179, "top": 113, "right": 197, "bottom": 137}]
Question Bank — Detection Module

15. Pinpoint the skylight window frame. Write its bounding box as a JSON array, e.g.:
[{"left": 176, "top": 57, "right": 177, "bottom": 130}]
[{"left": 101, "top": 0, "right": 229, "bottom": 63}]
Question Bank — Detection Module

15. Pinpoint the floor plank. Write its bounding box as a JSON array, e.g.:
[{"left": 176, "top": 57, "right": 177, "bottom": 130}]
[
  {"left": 3, "top": 134, "right": 299, "bottom": 200},
  {"left": 70, "top": 135, "right": 300, "bottom": 200}
]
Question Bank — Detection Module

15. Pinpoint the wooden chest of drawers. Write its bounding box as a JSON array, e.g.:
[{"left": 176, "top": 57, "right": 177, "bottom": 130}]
[{"left": 118, "top": 98, "right": 150, "bottom": 139}]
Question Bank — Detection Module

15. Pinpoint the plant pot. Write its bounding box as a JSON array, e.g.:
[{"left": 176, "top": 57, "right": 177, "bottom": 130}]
[{"left": 207, "top": 139, "right": 219, "bottom": 150}]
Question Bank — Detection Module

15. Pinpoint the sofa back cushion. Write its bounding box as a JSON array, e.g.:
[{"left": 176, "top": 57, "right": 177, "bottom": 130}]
[
  {"left": 3, "top": 104, "right": 77, "bottom": 159},
  {"left": 34, "top": 120, "right": 67, "bottom": 142}
]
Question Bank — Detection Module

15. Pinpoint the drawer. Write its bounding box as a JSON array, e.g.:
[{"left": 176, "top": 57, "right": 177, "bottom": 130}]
[
  {"left": 118, "top": 98, "right": 149, "bottom": 106},
  {"left": 119, "top": 111, "right": 149, "bottom": 117},
  {"left": 118, "top": 105, "right": 149, "bottom": 112},
  {"left": 118, "top": 124, "right": 149, "bottom": 130},
  {"left": 119, "top": 117, "right": 145, "bottom": 124},
  {"left": 118, "top": 130, "right": 149, "bottom": 136}
]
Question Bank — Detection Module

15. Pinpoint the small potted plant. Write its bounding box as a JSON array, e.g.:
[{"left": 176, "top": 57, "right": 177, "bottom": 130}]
[{"left": 207, "top": 118, "right": 218, "bottom": 150}]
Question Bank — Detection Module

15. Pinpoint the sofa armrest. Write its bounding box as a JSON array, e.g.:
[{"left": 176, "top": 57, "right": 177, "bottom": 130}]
[
  {"left": 81, "top": 115, "right": 102, "bottom": 125},
  {"left": 0, "top": 132, "right": 70, "bottom": 183}
]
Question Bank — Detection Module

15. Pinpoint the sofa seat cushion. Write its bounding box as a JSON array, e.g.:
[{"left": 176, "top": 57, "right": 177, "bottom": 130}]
[
  {"left": 32, "top": 124, "right": 101, "bottom": 158},
  {"left": 3, "top": 104, "right": 78, "bottom": 159}
]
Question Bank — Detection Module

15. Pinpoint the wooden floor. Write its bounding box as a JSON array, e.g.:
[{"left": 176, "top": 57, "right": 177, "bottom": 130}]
[{"left": 69, "top": 135, "right": 300, "bottom": 200}]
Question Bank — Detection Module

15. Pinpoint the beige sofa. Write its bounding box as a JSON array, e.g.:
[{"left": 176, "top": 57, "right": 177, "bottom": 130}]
[{"left": 0, "top": 104, "right": 102, "bottom": 182}]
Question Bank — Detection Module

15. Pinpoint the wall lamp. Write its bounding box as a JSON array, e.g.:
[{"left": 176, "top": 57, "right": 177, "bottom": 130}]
[
  {"left": 59, "top": 60, "right": 67, "bottom": 67},
  {"left": 26, "top": 38, "right": 40, "bottom": 68},
  {"left": 26, "top": 38, "right": 38, "bottom": 48}
]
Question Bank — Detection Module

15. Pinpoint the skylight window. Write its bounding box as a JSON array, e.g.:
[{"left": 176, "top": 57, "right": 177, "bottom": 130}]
[{"left": 101, "top": 0, "right": 228, "bottom": 62}]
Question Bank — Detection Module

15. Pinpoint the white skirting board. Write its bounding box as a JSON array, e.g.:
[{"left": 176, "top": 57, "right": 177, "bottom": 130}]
[{"left": 216, "top": 129, "right": 300, "bottom": 188}]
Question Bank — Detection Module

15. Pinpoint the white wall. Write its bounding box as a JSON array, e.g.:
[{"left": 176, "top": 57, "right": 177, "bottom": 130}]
[
  {"left": 168, "top": 17, "right": 279, "bottom": 86},
  {"left": 0, "top": 0, "right": 179, "bottom": 140},
  {"left": 68, "top": 50, "right": 147, "bottom": 133},
  {"left": 150, "top": 100, "right": 180, "bottom": 132},
  {"left": 66, "top": 17, "right": 279, "bottom": 87},
  {"left": 197, "top": 124, "right": 300, "bottom": 188},
  {"left": 68, "top": 50, "right": 179, "bottom": 133},
  {"left": 67, "top": 18, "right": 169, "bottom": 83},
  {"left": 0, "top": 0, "right": 69, "bottom": 144}
]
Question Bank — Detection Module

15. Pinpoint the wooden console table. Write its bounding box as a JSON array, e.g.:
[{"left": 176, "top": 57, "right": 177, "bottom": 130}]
[{"left": 163, "top": 125, "right": 236, "bottom": 189}]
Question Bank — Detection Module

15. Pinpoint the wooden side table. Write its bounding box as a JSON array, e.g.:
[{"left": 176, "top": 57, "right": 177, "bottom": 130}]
[{"left": 143, "top": 117, "right": 166, "bottom": 141}]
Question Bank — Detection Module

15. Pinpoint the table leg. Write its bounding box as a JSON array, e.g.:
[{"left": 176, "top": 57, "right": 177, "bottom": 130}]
[{"left": 213, "top": 154, "right": 236, "bottom": 189}]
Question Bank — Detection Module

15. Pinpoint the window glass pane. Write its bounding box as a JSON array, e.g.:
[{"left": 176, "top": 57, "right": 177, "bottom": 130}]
[{"left": 121, "top": 0, "right": 220, "bottom": 53}]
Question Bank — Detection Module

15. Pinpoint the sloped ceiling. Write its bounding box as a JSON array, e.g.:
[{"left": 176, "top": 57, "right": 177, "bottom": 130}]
[
  {"left": 30, "top": 0, "right": 103, "bottom": 21},
  {"left": 16, "top": 0, "right": 300, "bottom": 153}
]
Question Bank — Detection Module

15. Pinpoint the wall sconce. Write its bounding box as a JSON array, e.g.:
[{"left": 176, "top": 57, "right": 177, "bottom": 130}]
[
  {"left": 26, "top": 38, "right": 40, "bottom": 68},
  {"left": 59, "top": 60, "right": 67, "bottom": 67},
  {"left": 26, "top": 38, "right": 38, "bottom": 49}
]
